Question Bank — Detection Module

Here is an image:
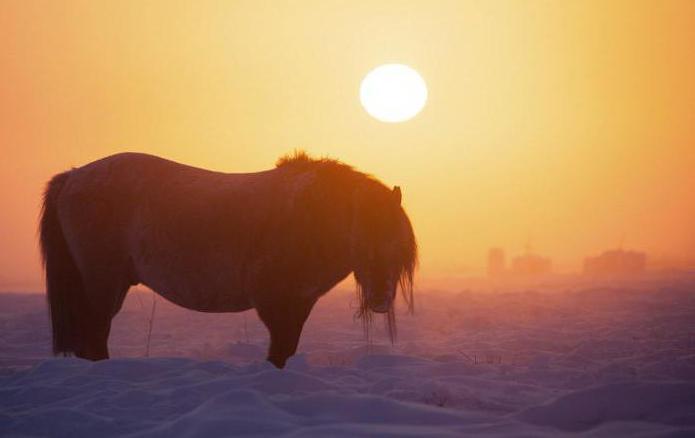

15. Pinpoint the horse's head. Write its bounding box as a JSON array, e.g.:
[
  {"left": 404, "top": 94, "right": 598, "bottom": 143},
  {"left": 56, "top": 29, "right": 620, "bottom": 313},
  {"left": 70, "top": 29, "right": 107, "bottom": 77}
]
[{"left": 352, "top": 183, "right": 417, "bottom": 320}]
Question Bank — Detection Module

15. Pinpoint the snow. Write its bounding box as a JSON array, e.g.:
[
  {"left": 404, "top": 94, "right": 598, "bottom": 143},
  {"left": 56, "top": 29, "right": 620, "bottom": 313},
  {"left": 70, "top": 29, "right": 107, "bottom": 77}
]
[{"left": 1, "top": 273, "right": 695, "bottom": 436}]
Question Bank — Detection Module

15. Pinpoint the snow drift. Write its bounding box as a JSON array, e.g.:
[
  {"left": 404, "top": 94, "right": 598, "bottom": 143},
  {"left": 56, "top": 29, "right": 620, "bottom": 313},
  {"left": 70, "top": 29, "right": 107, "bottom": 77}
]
[{"left": 1, "top": 274, "right": 694, "bottom": 436}]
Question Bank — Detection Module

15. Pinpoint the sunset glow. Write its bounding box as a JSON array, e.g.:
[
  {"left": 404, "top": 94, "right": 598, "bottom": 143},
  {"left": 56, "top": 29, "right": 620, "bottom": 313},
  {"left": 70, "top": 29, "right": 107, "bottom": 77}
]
[{"left": 1, "top": 1, "right": 694, "bottom": 290}]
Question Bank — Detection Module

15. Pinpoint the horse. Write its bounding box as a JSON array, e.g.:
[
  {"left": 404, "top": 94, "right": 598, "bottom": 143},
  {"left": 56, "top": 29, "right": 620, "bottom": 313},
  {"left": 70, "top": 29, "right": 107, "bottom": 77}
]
[{"left": 39, "top": 151, "right": 417, "bottom": 368}]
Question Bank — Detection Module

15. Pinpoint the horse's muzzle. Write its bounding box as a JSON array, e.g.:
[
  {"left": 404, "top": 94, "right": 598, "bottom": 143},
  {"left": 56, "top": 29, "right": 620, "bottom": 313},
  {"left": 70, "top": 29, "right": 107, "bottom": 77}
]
[{"left": 369, "top": 299, "right": 391, "bottom": 314}]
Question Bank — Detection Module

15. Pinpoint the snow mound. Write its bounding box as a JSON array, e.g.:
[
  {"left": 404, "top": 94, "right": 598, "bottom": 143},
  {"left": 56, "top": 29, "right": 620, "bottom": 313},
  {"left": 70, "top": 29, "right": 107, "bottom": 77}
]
[
  {"left": 0, "top": 358, "right": 501, "bottom": 437},
  {"left": 517, "top": 381, "right": 695, "bottom": 431}
]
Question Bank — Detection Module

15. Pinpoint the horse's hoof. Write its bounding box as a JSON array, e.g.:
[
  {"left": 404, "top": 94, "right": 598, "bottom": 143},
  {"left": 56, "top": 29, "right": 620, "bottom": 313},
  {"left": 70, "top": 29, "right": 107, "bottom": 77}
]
[{"left": 267, "top": 356, "right": 287, "bottom": 369}]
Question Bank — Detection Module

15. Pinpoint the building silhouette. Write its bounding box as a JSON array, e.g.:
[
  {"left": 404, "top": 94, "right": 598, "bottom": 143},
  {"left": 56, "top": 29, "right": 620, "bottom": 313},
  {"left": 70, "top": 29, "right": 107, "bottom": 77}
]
[
  {"left": 584, "top": 249, "right": 646, "bottom": 275},
  {"left": 511, "top": 252, "right": 552, "bottom": 276},
  {"left": 487, "top": 244, "right": 552, "bottom": 277}
]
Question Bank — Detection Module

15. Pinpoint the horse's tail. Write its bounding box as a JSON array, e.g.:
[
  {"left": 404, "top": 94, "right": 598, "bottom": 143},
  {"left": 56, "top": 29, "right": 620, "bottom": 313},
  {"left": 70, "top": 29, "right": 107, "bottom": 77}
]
[{"left": 39, "top": 171, "right": 83, "bottom": 356}]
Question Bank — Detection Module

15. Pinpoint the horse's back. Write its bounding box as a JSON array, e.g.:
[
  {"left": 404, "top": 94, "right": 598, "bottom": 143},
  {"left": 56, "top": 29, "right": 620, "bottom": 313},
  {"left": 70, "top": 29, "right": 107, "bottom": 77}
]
[{"left": 53, "top": 153, "right": 287, "bottom": 312}]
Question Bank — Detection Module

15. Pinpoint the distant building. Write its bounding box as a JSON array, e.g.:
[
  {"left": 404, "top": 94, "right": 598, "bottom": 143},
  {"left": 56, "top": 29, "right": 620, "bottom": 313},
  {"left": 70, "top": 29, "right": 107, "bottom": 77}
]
[
  {"left": 487, "top": 248, "right": 506, "bottom": 277},
  {"left": 511, "top": 252, "right": 552, "bottom": 276},
  {"left": 583, "top": 249, "right": 646, "bottom": 275}
]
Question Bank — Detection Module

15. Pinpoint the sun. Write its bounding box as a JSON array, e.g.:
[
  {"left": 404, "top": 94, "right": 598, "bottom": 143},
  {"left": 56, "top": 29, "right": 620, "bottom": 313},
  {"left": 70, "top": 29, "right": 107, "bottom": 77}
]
[{"left": 359, "top": 64, "right": 428, "bottom": 123}]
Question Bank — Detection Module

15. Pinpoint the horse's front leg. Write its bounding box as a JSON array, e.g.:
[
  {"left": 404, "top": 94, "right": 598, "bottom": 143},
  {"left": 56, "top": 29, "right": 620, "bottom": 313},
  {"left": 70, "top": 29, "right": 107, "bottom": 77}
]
[{"left": 255, "top": 295, "right": 316, "bottom": 369}]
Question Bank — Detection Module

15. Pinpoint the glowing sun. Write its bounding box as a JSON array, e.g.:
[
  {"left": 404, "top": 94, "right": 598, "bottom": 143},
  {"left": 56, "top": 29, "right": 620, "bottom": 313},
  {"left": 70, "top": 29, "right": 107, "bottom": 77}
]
[{"left": 360, "top": 64, "right": 428, "bottom": 123}]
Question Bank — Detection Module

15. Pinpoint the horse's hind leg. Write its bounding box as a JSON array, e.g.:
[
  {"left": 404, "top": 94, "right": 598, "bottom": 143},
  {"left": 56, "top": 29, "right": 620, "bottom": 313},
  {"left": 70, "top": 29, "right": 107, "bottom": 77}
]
[{"left": 75, "top": 278, "right": 130, "bottom": 361}]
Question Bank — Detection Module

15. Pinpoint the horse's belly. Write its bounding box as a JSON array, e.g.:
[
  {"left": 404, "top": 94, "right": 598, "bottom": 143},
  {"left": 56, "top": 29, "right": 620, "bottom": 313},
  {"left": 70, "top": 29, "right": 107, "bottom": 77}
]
[
  {"left": 130, "top": 231, "right": 253, "bottom": 312},
  {"left": 127, "top": 195, "right": 261, "bottom": 313},
  {"left": 138, "top": 269, "right": 253, "bottom": 313},
  {"left": 150, "top": 283, "right": 252, "bottom": 313}
]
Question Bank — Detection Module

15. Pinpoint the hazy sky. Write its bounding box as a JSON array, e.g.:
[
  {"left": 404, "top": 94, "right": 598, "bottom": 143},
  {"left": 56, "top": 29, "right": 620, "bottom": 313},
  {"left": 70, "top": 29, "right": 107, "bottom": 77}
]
[{"left": 1, "top": 1, "right": 694, "bottom": 290}]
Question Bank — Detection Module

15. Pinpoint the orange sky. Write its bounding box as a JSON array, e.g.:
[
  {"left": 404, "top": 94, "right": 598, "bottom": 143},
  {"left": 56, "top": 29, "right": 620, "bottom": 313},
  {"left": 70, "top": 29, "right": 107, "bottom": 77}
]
[{"left": 1, "top": 1, "right": 694, "bottom": 291}]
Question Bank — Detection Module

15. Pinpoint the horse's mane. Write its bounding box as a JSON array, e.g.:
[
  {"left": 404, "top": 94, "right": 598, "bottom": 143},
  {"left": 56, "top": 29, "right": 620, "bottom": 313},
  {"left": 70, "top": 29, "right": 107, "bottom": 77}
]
[
  {"left": 276, "top": 150, "right": 367, "bottom": 179},
  {"left": 277, "top": 150, "right": 417, "bottom": 342}
]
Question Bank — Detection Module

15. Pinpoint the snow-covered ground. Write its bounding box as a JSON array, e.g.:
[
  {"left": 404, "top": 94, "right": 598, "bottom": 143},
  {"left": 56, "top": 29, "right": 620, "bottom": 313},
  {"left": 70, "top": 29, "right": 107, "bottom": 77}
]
[{"left": 2, "top": 274, "right": 695, "bottom": 437}]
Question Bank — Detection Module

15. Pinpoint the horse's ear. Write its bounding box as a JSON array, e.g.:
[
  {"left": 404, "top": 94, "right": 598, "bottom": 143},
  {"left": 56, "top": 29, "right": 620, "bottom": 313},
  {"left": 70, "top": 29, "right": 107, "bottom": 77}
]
[{"left": 392, "top": 186, "right": 402, "bottom": 205}]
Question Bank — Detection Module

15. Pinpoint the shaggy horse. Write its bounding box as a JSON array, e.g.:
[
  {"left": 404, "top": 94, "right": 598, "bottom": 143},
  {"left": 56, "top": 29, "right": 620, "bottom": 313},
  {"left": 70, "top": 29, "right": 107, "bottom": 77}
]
[{"left": 39, "top": 152, "right": 417, "bottom": 368}]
